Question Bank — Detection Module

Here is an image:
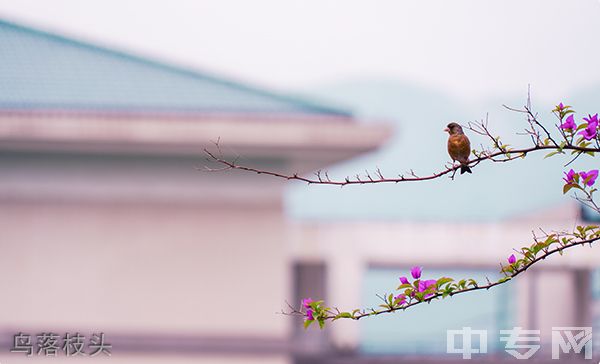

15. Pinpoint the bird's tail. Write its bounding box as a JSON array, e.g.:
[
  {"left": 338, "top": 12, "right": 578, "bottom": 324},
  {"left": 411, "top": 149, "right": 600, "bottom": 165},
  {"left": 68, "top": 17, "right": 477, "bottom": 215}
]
[{"left": 460, "top": 165, "right": 472, "bottom": 174}]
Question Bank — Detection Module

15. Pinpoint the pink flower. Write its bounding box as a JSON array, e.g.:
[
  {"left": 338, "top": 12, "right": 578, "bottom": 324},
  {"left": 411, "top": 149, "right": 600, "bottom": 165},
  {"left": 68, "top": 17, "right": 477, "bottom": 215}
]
[
  {"left": 418, "top": 279, "right": 437, "bottom": 291},
  {"left": 301, "top": 298, "right": 314, "bottom": 309},
  {"left": 578, "top": 126, "right": 597, "bottom": 140},
  {"left": 580, "top": 170, "right": 599, "bottom": 187},
  {"left": 394, "top": 294, "right": 407, "bottom": 305},
  {"left": 560, "top": 115, "right": 576, "bottom": 130},
  {"left": 563, "top": 169, "right": 578, "bottom": 184},
  {"left": 418, "top": 279, "right": 437, "bottom": 299},
  {"left": 410, "top": 266, "right": 422, "bottom": 279},
  {"left": 508, "top": 254, "right": 516, "bottom": 264},
  {"left": 306, "top": 309, "right": 314, "bottom": 321},
  {"left": 399, "top": 276, "right": 410, "bottom": 285},
  {"left": 557, "top": 102, "right": 565, "bottom": 110},
  {"left": 584, "top": 113, "right": 599, "bottom": 125},
  {"left": 579, "top": 114, "right": 599, "bottom": 140}
]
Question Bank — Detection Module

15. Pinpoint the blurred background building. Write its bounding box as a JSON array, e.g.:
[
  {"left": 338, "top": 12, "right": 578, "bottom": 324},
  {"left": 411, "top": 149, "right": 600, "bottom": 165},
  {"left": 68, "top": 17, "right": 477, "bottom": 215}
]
[
  {"left": 0, "top": 18, "right": 389, "bottom": 364},
  {"left": 1, "top": 5, "right": 600, "bottom": 364}
]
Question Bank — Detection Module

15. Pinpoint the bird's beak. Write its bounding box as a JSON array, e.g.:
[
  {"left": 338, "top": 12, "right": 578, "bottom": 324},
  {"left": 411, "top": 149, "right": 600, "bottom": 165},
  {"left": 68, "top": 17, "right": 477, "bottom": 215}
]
[{"left": 443, "top": 127, "right": 450, "bottom": 133}]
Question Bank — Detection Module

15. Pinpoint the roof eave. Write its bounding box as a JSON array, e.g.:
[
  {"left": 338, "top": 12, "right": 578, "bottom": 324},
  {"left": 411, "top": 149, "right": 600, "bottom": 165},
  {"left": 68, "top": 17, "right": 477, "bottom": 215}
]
[{"left": 0, "top": 114, "right": 392, "bottom": 171}]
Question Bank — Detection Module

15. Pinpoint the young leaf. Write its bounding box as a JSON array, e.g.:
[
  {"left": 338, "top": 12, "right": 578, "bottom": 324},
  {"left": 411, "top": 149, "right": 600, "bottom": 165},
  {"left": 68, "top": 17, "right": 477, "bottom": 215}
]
[
  {"left": 318, "top": 319, "right": 325, "bottom": 329},
  {"left": 436, "top": 277, "right": 454, "bottom": 288},
  {"left": 303, "top": 319, "right": 314, "bottom": 329},
  {"left": 333, "top": 312, "right": 353, "bottom": 320}
]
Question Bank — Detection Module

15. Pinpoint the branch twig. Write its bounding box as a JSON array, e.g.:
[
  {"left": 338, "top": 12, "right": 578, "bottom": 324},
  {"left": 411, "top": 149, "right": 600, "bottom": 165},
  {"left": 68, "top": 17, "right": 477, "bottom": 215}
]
[
  {"left": 203, "top": 144, "right": 599, "bottom": 186},
  {"left": 286, "top": 229, "right": 600, "bottom": 322}
]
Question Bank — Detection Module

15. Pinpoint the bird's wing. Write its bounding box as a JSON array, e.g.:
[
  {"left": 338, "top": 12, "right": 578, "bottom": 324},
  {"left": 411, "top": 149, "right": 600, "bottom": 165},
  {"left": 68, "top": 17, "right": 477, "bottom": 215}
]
[{"left": 448, "top": 134, "right": 471, "bottom": 162}]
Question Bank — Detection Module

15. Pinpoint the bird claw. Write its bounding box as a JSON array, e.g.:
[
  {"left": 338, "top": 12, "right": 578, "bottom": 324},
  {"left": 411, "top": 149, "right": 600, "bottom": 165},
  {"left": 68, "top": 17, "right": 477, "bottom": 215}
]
[{"left": 450, "top": 168, "right": 457, "bottom": 180}]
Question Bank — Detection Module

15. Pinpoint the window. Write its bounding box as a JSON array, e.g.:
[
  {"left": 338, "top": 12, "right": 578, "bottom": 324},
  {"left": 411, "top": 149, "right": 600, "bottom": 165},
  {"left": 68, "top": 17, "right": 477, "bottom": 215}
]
[
  {"left": 361, "top": 267, "right": 515, "bottom": 355},
  {"left": 592, "top": 269, "right": 600, "bottom": 299}
]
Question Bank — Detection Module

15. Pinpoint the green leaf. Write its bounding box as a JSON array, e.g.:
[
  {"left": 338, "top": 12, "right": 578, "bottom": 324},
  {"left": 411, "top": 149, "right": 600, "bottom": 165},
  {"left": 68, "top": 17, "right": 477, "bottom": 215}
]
[
  {"left": 545, "top": 150, "right": 562, "bottom": 159},
  {"left": 309, "top": 300, "right": 324, "bottom": 310},
  {"left": 436, "top": 277, "right": 454, "bottom": 288},
  {"left": 333, "top": 312, "right": 353, "bottom": 320},
  {"left": 303, "top": 319, "right": 314, "bottom": 329},
  {"left": 563, "top": 183, "right": 583, "bottom": 194},
  {"left": 497, "top": 277, "right": 511, "bottom": 284},
  {"left": 532, "top": 242, "right": 544, "bottom": 254},
  {"left": 318, "top": 319, "right": 325, "bottom": 329},
  {"left": 544, "top": 234, "right": 557, "bottom": 246}
]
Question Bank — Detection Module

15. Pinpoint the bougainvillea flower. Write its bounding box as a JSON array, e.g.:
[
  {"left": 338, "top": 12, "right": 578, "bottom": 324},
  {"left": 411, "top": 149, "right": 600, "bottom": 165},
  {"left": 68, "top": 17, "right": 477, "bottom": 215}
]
[
  {"left": 584, "top": 113, "right": 599, "bottom": 125},
  {"left": 306, "top": 309, "right": 314, "bottom": 321},
  {"left": 301, "top": 298, "right": 314, "bottom": 309},
  {"left": 399, "top": 276, "right": 410, "bottom": 285},
  {"left": 560, "top": 115, "right": 576, "bottom": 130},
  {"left": 578, "top": 125, "right": 597, "bottom": 140},
  {"left": 508, "top": 254, "right": 516, "bottom": 264},
  {"left": 418, "top": 279, "right": 437, "bottom": 299},
  {"left": 563, "top": 169, "right": 577, "bottom": 184},
  {"left": 579, "top": 114, "right": 599, "bottom": 140},
  {"left": 557, "top": 102, "right": 565, "bottom": 110},
  {"left": 579, "top": 170, "right": 599, "bottom": 186},
  {"left": 418, "top": 279, "right": 437, "bottom": 292},
  {"left": 410, "top": 266, "right": 422, "bottom": 279},
  {"left": 394, "top": 294, "right": 407, "bottom": 305}
]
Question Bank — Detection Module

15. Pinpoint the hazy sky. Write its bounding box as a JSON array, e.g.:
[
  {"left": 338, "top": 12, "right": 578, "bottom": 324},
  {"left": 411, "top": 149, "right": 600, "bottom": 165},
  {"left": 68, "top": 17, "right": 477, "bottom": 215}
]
[{"left": 0, "top": 0, "right": 599, "bottom": 103}]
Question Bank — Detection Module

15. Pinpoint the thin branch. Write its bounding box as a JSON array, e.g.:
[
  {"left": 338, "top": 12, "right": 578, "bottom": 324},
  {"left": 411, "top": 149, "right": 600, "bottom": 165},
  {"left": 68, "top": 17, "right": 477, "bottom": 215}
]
[
  {"left": 203, "top": 144, "right": 600, "bottom": 186},
  {"left": 202, "top": 99, "right": 599, "bottom": 187},
  {"left": 285, "top": 230, "right": 600, "bottom": 322}
]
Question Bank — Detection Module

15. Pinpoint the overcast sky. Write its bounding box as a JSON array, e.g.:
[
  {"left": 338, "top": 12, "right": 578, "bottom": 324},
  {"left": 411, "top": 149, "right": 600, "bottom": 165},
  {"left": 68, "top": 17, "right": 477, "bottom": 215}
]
[{"left": 0, "top": 0, "right": 599, "bottom": 103}]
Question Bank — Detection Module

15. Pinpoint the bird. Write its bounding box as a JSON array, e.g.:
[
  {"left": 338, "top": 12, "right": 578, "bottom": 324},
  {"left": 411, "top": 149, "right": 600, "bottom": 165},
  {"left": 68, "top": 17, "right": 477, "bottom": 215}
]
[{"left": 444, "top": 122, "right": 472, "bottom": 174}]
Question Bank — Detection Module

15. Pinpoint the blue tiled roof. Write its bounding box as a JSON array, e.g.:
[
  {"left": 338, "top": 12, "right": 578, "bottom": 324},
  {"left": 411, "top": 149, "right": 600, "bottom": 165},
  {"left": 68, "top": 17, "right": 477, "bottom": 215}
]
[{"left": 0, "top": 19, "right": 350, "bottom": 116}]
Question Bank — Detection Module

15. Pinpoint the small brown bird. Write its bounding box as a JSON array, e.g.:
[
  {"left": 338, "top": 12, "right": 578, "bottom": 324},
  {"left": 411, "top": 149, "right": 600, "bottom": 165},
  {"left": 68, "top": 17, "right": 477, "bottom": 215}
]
[{"left": 444, "top": 122, "right": 472, "bottom": 174}]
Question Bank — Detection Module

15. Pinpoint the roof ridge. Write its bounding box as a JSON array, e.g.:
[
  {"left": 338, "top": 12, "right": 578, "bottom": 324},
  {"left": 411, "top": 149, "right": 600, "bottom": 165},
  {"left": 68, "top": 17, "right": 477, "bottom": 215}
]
[{"left": 0, "top": 17, "right": 351, "bottom": 116}]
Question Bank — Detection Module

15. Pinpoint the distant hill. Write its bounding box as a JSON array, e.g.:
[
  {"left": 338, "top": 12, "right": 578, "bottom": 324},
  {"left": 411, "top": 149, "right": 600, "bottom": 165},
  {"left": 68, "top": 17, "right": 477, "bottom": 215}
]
[{"left": 286, "top": 79, "right": 599, "bottom": 222}]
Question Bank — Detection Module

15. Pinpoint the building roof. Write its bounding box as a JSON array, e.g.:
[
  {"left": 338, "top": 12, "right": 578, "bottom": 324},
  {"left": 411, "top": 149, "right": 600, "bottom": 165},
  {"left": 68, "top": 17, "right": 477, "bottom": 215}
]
[
  {"left": 0, "top": 18, "right": 350, "bottom": 117},
  {"left": 0, "top": 18, "right": 391, "bottom": 174}
]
